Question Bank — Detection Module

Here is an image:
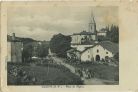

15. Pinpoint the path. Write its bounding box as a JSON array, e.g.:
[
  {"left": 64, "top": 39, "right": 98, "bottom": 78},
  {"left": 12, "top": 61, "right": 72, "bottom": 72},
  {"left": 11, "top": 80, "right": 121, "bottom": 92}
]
[
  {"left": 52, "top": 57, "right": 76, "bottom": 73},
  {"left": 51, "top": 56, "right": 106, "bottom": 85}
]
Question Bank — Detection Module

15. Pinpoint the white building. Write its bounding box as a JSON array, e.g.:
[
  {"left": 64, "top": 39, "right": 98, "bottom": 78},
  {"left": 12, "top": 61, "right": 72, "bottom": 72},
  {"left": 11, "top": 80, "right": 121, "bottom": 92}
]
[
  {"left": 71, "top": 12, "right": 97, "bottom": 45},
  {"left": 97, "top": 28, "right": 107, "bottom": 37},
  {"left": 97, "top": 31, "right": 107, "bottom": 37},
  {"left": 71, "top": 31, "right": 97, "bottom": 44},
  {"left": 67, "top": 41, "right": 118, "bottom": 62},
  {"left": 67, "top": 11, "right": 116, "bottom": 62}
]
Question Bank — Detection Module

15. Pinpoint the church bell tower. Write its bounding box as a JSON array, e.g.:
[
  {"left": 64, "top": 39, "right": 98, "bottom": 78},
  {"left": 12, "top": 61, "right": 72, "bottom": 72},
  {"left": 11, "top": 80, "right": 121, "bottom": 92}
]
[{"left": 89, "top": 11, "right": 96, "bottom": 34}]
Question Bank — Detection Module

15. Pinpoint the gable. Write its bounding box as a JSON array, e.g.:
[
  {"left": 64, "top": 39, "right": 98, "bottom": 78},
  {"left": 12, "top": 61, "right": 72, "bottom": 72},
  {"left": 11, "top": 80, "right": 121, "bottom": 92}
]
[{"left": 80, "top": 42, "right": 118, "bottom": 55}]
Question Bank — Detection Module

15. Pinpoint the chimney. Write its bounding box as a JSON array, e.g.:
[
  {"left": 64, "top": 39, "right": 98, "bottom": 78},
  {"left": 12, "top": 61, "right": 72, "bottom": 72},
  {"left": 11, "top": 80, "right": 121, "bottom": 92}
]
[{"left": 12, "top": 33, "right": 16, "bottom": 41}]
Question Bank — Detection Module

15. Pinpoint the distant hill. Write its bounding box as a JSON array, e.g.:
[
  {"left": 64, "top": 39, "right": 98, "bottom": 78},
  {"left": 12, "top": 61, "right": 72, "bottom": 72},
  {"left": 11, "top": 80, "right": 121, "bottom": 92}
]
[
  {"left": 7, "top": 35, "right": 50, "bottom": 45},
  {"left": 7, "top": 35, "right": 37, "bottom": 43}
]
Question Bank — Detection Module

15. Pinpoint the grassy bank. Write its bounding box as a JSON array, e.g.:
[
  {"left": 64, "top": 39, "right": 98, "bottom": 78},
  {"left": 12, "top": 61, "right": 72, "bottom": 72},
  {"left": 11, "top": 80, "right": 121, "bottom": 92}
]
[
  {"left": 68, "top": 62, "right": 119, "bottom": 82},
  {"left": 7, "top": 62, "right": 83, "bottom": 85}
]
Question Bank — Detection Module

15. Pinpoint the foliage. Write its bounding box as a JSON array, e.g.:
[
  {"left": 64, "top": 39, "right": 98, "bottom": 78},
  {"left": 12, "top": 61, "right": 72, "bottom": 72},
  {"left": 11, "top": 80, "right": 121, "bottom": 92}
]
[
  {"left": 7, "top": 35, "right": 36, "bottom": 43},
  {"left": 107, "top": 25, "right": 119, "bottom": 43},
  {"left": 22, "top": 43, "right": 34, "bottom": 62},
  {"left": 70, "top": 62, "right": 119, "bottom": 81},
  {"left": 114, "top": 52, "right": 119, "bottom": 61},
  {"left": 7, "top": 63, "right": 83, "bottom": 85},
  {"left": 37, "top": 42, "right": 49, "bottom": 58},
  {"left": 20, "top": 38, "right": 36, "bottom": 44},
  {"left": 98, "top": 24, "right": 119, "bottom": 43},
  {"left": 97, "top": 36, "right": 110, "bottom": 42},
  {"left": 22, "top": 41, "right": 49, "bottom": 62},
  {"left": 50, "top": 33, "right": 71, "bottom": 57}
]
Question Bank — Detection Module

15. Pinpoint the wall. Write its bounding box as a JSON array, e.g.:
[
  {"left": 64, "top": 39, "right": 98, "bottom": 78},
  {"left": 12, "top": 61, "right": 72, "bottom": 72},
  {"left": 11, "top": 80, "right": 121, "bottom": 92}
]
[
  {"left": 81, "top": 49, "right": 93, "bottom": 62},
  {"left": 71, "top": 35, "right": 85, "bottom": 44},
  {"left": 92, "top": 45, "right": 113, "bottom": 61},
  {"left": 7, "top": 42, "right": 23, "bottom": 62},
  {"left": 90, "top": 35, "right": 96, "bottom": 40},
  {"left": 97, "top": 32, "right": 106, "bottom": 37},
  {"left": 7, "top": 42, "right": 11, "bottom": 62},
  {"left": 80, "top": 45, "right": 113, "bottom": 62},
  {"left": 71, "top": 34, "right": 96, "bottom": 44}
]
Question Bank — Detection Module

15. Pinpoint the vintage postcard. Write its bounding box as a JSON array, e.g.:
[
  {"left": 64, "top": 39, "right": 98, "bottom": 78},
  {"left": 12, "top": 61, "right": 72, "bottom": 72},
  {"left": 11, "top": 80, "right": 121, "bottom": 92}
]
[{"left": 0, "top": 1, "right": 138, "bottom": 92}]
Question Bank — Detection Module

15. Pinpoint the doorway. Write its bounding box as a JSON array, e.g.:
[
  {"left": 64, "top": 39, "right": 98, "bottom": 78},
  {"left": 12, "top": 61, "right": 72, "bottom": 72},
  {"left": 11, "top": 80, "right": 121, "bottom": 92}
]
[{"left": 95, "top": 55, "right": 100, "bottom": 61}]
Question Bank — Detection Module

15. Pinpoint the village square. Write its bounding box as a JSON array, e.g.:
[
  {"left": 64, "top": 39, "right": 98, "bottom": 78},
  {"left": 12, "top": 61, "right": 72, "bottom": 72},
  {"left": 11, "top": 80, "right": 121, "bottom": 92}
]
[{"left": 7, "top": 8, "right": 119, "bottom": 85}]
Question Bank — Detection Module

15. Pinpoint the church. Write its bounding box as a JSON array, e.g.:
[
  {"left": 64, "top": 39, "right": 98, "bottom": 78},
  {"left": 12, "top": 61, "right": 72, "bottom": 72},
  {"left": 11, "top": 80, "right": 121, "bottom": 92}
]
[
  {"left": 70, "top": 12, "right": 100, "bottom": 52},
  {"left": 67, "top": 12, "right": 118, "bottom": 62},
  {"left": 71, "top": 12, "right": 97, "bottom": 45}
]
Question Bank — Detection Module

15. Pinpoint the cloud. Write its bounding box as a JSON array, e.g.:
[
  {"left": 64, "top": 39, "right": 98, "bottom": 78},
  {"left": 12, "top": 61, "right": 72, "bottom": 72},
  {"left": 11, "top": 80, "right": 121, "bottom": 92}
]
[
  {"left": 8, "top": 14, "right": 82, "bottom": 32},
  {"left": 8, "top": 6, "right": 118, "bottom": 41},
  {"left": 9, "top": 26, "right": 59, "bottom": 41}
]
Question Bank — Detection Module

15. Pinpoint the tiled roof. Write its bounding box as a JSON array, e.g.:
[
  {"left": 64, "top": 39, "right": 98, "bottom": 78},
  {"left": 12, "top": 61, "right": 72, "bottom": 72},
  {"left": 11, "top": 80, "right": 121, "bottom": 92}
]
[
  {"left": 81, "top": 41, "right": 119, "bottom": 54},
  {"left": 67, "top": 48, "right": 81, "bottom": 53},
  {"left": 99, "top": 41, "right": 119, "bottom": 54},
  {"left": 73, "top": 31, "right": 95, "bottom": 35}
]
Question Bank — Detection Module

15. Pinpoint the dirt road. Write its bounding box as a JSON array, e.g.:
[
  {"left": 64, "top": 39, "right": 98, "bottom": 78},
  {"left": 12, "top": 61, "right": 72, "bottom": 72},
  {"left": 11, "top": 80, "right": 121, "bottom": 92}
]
[{"left": 51, "top": 56, "right": 107, "bottom": 85}]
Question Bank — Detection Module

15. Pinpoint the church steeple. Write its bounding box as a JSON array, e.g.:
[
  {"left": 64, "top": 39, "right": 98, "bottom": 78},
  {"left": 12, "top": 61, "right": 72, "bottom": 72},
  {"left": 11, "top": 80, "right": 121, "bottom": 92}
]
[
  {"left": 90, "top": 11, "right": 95, "bottom": 24},
  {"left": 89, "top": 11, "right": 96, "bottom": 33}
]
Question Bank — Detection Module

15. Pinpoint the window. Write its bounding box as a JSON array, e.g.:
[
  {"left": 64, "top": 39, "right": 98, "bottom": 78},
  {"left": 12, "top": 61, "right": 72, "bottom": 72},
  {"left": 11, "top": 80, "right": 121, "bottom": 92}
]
[
  {"left": 106, "top": 52, "right": 108, "bottom": 54},
  {"left": 97, "top": 49, "right": 99, "bottom": 53}
]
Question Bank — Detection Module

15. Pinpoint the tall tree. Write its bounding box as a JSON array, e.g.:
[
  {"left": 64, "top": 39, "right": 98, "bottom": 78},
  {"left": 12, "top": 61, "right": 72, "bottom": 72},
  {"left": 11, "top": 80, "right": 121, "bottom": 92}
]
[
  {"left": 37, "top": 42, "right": 49, "bottom": 58},
  {"left": 50, "top": 33, "right": 71, "bottom": 57},
  {"left": 22, "top": 43, "right": 34, "bottom": 62},
  {"left": 102, "top": 24, "right": 119, "bottom": 43},
  {"left": 109, "top": 25, "right": 119, "bottom": 43}
]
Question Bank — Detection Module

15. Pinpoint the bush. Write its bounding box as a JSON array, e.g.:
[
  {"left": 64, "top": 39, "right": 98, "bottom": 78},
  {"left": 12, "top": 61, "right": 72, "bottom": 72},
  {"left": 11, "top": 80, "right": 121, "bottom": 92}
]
[
  {"left": 69, "top": 62, "right": 119, "bottom": 81},
  {"left": 7, "top": 62, "right": 83, "bottom": 85}
]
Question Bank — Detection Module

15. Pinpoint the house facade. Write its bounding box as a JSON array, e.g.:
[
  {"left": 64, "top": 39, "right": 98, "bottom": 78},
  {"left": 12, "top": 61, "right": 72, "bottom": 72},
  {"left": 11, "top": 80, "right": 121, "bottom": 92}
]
[
  {"left": 7, "top": 33, "right": 23, "bottom": 62},
  {"left": 71, "top": 31, "right": 97, "bottom": 44},
  {"left": 67, "top": 41, "right": 118, "bottom": 62},
  {"left": 80, "top": 44, "right": 114, "bottom": 62}
]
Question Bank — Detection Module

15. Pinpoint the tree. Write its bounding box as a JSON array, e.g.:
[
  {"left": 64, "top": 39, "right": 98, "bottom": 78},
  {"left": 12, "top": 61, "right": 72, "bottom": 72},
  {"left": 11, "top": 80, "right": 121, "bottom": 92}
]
[
  {"left": 106, "top": 24, "right": 119, "bottom": 43},
  {"left": 22, "top": 42, "right": 34, "bottom": 62},
  {"left": 50, "top": 33, "right": 71, "bottom": 57},
  {"left": 110, "top": 25, "right": 119, "bottom": 43},
  {"left": 114, "top": 52, "right": 119, "bottom": 61},
  {"left": 37, "top": 42, "right": 49, "bottom": 58}
]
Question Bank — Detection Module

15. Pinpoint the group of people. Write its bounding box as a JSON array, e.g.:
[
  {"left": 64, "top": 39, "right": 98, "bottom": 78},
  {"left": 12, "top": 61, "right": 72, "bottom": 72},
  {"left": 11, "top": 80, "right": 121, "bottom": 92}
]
[{"left": 75, "top": 68, "right": 94, "bottom": 79}]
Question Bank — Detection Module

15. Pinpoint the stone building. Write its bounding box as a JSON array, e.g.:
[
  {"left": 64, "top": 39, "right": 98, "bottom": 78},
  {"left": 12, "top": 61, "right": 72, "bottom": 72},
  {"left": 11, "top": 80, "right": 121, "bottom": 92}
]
[
  {"left": 7, "top": 33, "right": 23, "bottom": 62},
  {"left": 71, "top": 12, "right": 97, "bottom": 45}
]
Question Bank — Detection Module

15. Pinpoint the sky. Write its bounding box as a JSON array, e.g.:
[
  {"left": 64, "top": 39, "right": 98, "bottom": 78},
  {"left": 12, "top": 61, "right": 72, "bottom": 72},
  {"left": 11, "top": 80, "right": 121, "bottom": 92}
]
[{"left": 8, "top": 5, "right": 118, "bottom": 41}]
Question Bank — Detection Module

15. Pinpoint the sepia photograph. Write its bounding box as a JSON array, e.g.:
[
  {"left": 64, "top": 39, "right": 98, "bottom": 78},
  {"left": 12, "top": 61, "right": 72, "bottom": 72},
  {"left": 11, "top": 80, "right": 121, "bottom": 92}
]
[{"left": 7, "top": 5, "right": 119, "bottom": 85}]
